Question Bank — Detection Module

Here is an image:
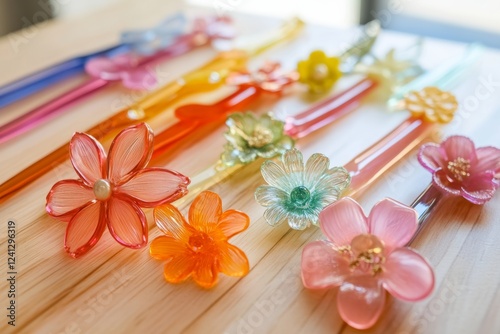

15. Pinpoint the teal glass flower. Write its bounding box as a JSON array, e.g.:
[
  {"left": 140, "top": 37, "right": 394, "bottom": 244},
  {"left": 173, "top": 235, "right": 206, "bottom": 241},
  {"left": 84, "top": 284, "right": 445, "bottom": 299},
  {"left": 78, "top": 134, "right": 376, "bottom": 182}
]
[
  {"left": 218, "top": 112, "right": 295, "bottom": 169},
  {"left": 255, "top": 148, "right": 351, "bottom": 230}
]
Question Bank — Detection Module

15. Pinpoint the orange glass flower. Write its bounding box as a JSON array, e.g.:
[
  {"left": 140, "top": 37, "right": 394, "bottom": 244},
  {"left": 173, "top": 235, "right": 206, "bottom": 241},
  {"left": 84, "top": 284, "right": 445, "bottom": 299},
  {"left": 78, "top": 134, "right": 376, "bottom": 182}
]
[
  {"left": 403, "top": 86, "right": 458, "bottom": 123},
  {"left": 150, "top": 191, "right": 250, "bottom": 288}
]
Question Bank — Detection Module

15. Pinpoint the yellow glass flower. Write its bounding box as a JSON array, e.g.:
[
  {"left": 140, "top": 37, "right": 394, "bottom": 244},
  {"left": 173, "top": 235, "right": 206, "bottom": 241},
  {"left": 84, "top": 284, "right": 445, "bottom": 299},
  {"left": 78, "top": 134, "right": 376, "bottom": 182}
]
[
  {"left": 403, "top": 87, "right": 458, "bottom": 123},
  {"left": 297, "top": 50, "right": 342, "bottom": 94}
]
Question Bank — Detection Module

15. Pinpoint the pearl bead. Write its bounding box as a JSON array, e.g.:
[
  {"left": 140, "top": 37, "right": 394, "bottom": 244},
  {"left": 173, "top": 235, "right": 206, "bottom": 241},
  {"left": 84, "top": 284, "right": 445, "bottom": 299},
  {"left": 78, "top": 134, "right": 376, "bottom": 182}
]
[
  {"left": 93, "top": 179, "right": 111, "bottom": 201},
  {"left": 312, "top": 63, "right": 329, "bottom": 81}
]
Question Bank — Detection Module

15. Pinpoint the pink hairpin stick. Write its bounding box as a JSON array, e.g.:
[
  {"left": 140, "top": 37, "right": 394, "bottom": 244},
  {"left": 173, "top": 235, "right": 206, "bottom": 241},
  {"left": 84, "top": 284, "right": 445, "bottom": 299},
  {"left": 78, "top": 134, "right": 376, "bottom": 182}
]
[{"left": 0, "top": 16, "right": 233, "bottom": 144}]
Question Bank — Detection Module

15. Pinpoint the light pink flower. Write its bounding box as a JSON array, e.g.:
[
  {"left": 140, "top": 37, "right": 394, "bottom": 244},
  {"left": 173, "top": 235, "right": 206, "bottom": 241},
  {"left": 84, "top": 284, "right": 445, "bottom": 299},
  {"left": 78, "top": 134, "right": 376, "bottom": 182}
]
[
  {"left": 301, "top": 197, "right": 434, "bottom": 330},
  {"left": 418, "top": 135, "right": 500, "bottom": 205},
  {"left": 46, "top": 123, "right": 190, "bottom": 258},
  {"left": 85, "top": 54, "right": 157, "bottom": 90}
]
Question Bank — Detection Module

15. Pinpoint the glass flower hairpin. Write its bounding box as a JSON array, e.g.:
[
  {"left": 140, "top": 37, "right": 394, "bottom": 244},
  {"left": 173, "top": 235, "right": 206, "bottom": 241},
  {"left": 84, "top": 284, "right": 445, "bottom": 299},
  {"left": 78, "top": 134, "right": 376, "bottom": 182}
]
[
  {"left": 0, "top": 14, "right": 236, "bottom": 145},
  {"left": 45, "top": 123, "right": 190, "bottom": 258},
  {"left": 299, "top": 135, "right": 500, "bottom": 329},
  {"left": 150, "top": 191, "right": 250, "bottom": 289},
  {"left": 0, "top": 12, "right": 187, "bottom": 108},
  {"left": 254, "top": 87, "right": 459, "bottom": 230},
  {"left": 0, "top": 17, "right": 306, "bottom": 202}
]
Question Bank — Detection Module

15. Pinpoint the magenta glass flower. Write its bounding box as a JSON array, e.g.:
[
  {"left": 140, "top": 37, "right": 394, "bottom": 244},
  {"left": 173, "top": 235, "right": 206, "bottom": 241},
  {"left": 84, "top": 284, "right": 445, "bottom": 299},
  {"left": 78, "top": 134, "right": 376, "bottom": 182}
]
[
  {"left": 418, "top": 135, "right": 500, "bottom": 205},
  {"left": 301, "top": 197, "right": 434, "bottom": 329},
  {"left": 46, "top": 123, "right": 190, "bottom": 258},
  {"left": 85, "top": 54, "right": 157, "bottom": 90},
  {"left": 226, "top": 61, "right": 298, "bottom": 93}
]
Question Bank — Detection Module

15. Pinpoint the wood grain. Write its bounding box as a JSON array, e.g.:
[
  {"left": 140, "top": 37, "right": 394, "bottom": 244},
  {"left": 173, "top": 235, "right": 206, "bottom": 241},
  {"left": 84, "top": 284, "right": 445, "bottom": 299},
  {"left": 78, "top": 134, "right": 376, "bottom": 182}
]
[{"left": 1, "top": 1, "right": 500, "bottom": 333}]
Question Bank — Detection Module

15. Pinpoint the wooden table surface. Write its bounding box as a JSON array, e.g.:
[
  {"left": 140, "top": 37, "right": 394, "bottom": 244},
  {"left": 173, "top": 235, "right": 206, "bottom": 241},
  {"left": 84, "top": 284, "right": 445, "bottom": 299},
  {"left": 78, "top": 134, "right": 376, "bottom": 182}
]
[{"left": 1, "top": 1, "right": 500, "bottom": 333}]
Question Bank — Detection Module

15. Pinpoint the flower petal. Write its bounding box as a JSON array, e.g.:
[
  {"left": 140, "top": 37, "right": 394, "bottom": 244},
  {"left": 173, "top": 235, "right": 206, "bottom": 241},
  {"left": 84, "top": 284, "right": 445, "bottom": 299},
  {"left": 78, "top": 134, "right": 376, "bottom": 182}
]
[
  {"left": 69, "top": 132, "right": 106, "bottom": 186},
  {"left": 432, "top": 169, "right": 461, "bottom": 196},
  {"left": 304, "top": 153, "right": 330, "bottom": 190},
  {"left": 441, "top": 136, "right": 477, "bottom": 163},
  {"left": 117, "top": 168, "right": 190, "bottom": 207},
  {"left": 217, "top": 243, "right": 249, "bottom": 277},
  {"left": 368, "top": 198, "right": 418, "bottom": 252},
  {"left": 163, "top": 254, "right": 196, "bottom": 284},
  {"left": 108, "top": 123, "right": 153, "bottom": 184},
  {"left": 461, "top": 171, "right": 497, "bottom": 205},
  {"left": 418, "top": 143, "right": 445, "bottom": 172},
  {"left": 216, "top": 210, "right": 249, "bottom": 239},
  {"left": 192, "top": 256, "right": 219, "bottom": 289},
  {"left": 337, "top": 276, "right": 386, "bottom": 330},
  {"left": 382, "top": 248, "right": 435, "bottom": 301},
  {"left": 254, "top": 185, "right": 288, "bottom": 207},
  {"left": 150, "top": 235, "right": 188, "bottom": 260},
  {"left": 263, "top": 205, "right": 289, "bottom": 226},
  {"left": 260, "top": 160, "right": 293, "bottom": 192},
  {"left": 301, "top": 240, "right": 350, "bottom": 289},
  {"left": 319, "top": 197, "right": 368, "bottom": 246},
  {"left": 288, "top": 215, "right": 311, "bottom": 230},
  {"left": 46, "top": 180, "right": 95, "bottom": 218},
  {"left": 475, "top": 146, "right": 500, "bottom": 177},
  {"left": 188, "top": 191, "right": 222, "bottom": 233},
  {"left": 323, "top": 166, "right": 351, "bottom": 191},
  {"left": 64, "top": 203, "right": 106, "bottom": 258},
  {"left": 153, "top": 204, "right": 190, "bottom": 241},
  {"left": 282, "top": 148, "right": 304, "bottom": 174},
  {"left": 107, "top": 197, "right": 148, "bottom": 248}
]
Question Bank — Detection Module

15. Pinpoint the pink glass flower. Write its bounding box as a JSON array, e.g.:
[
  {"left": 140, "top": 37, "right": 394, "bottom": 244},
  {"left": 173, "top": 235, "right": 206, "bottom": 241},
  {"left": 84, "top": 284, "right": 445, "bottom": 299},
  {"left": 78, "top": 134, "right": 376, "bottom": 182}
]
[
  {"left": 85, "top": 54, "right": 157, "bottom": 90},
  {"left": 226, "top": 61, "right": 299, "bottom": 93},
  {"left": 46, "top": 123, "right": 190, "bottom": 258},
  {"left": 418, "top": 135, "right": 500, "bottom": 205},
  {"left": 301, "top": 197, "right": 434, "bottom": 330}
]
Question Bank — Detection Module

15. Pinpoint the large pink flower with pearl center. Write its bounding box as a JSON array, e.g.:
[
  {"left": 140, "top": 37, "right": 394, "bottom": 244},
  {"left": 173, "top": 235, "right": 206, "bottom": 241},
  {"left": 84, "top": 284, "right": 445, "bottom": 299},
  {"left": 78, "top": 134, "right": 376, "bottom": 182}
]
[
  {"left": 301, "top": 197, "right": 434, "bottom": 330},
  {"left": 418, "top": 135, "right": 500, "bottom": 205},
  {"left": 46, "top": 123, "right": 190, "bottom": 258}
]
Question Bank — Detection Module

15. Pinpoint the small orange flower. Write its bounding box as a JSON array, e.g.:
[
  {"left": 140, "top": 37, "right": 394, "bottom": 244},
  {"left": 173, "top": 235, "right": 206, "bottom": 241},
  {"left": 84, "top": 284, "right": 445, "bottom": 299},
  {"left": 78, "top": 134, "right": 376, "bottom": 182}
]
[
  {"left": 150, "top": 191, "right": 250, "bottom": 288},
  {"left": 403, "top": 86, "right": 458, "bottom": 123}
]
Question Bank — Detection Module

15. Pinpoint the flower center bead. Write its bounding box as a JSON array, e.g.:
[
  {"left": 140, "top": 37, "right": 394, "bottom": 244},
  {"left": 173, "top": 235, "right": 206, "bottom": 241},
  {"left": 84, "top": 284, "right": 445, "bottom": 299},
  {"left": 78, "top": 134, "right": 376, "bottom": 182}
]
[
  {"left": 348, "top": 234, "right": 385, "bottom": 275},
  {"left": 188, "top": 233, "right": 216, "bottom": 253},
  {"left": 311, "top": 63, "right": 329, "bottom": 81},
  {"left": 93, "top": 179, "right": 112, "bottom": 201},
  {"left": 247, "top": 125, "right": 274, "bottom": 148},
  {"left": 290, "top": 186, "right": 311, "bottom": 208},
  {"left": 447, "top": 157, "right": 471, "bottom": 181}
]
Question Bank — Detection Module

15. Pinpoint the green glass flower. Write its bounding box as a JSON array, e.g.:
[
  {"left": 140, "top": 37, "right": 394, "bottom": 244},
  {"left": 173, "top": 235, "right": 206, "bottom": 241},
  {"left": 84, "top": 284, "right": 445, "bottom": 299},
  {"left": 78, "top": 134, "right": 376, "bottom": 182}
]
[
  {"left": 255, "top": 148, "right": 351, "bottom": 230},
  {"left": 218, "top": 112, "right": 295, "bottom": 169}
]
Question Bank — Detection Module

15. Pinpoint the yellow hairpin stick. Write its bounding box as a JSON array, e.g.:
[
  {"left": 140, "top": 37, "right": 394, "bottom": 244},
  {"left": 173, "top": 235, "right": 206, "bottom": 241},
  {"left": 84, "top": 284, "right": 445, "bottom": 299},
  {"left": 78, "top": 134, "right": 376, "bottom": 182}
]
[{"left": 0, "top": 17, "right": 304, "bottom": 201}]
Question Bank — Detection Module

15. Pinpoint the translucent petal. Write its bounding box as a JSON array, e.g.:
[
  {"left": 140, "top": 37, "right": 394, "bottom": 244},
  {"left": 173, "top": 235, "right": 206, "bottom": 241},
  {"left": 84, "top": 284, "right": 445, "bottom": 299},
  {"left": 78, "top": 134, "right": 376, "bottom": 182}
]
[
  {"left": 163, "top": 254, "right": 196, "bottom": 283},
  {"left": 118, "top": 168, "right": 189, "bottom": 207},
  {"left": 192, "top": 256, "right": 219, "bottom": 289},
  {"left": 46, "top": 180, "right": 95, "bottom": 217},
  {"left": 260, "top": 160, "right": 293, "bottom": 192},
  {"left": 382, "top": 248, "right": 435, "bottom": 301},
  {"left": 288, "top": 214, "right": 311, "bottom": 230},
  {"left": 319, "top": 198, "right": 368, "bottom": 246},
  {"left": 418, "top": 143, "right": 445, "bottom": 172},
  {"left": 368, "top": 198, "right": 418, "bottom": 252},
  {"left": 216, "top": 210, "right": 249, "bottom": 239},
  {"left": 69, "top": 132, "right": 106, "bottom": 186},
  {"left": 188, "top": 191, "right": 222, "bottom": 233},
  {"left": 150, "top": 235, "right": 188, "bottom": 260},
  {"left": 432, "top": 169, "right": 461, "bottom": 196},
  {"left": 441, "top": 136, "right": 477, "bottom": 163},
  {"left": 282, "top": 148, "right": 304, "bottom": 174},
  {"left": 301, "top": 240, "right": 350, "bottom": 289},
  {"left": 218, "top": 243, "right": 249, "bottom": 277},
  {"left": 337, "top": 276, "right": 386, "bottom": 330},
  {"left": 475, "top": 146, "right": 500, "bottom": 177},
  {"left": 65, "top": 203, "right": 106, "bottom": 258},
  {"left": 461, "top": 171, "right": 497, "bottom": 205},
  {"left": 107, "top": 197, "right": 147, "bottom": 248},
  {"left": 304, "top": 153, "right": 330, "bottom": 190},
  {"left": 263, "top": 205, "right": 289, "bottom": 227},
  {"left": 108, "top": 123, "right": 153, "bottom": 184},
  {"left": 154, "top": 204, "right": 190, "bottom": 241},
  {"left": 254, "top": 185, "right": 288, "bottom": 207}
]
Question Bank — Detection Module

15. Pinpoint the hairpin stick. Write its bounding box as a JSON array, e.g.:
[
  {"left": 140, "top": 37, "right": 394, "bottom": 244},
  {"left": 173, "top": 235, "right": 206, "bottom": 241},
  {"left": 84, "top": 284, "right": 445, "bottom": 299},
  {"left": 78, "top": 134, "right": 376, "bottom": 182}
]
[
  {"left": 0, "top": 17, "right": 305, "bottom": 202},
  {"left": 0, "top": 16, "right": 234, "bottom": 145},
  {"left": 0, "top": 13, "right": 187, "bottom": 108}
]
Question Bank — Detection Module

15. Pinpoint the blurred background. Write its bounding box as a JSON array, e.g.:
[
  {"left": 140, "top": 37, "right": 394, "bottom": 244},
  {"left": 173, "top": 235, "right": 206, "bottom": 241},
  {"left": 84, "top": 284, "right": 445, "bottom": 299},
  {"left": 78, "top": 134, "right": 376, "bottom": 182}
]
[{"left": 0, "top": 0, "right": 499, "bottom": 48}]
